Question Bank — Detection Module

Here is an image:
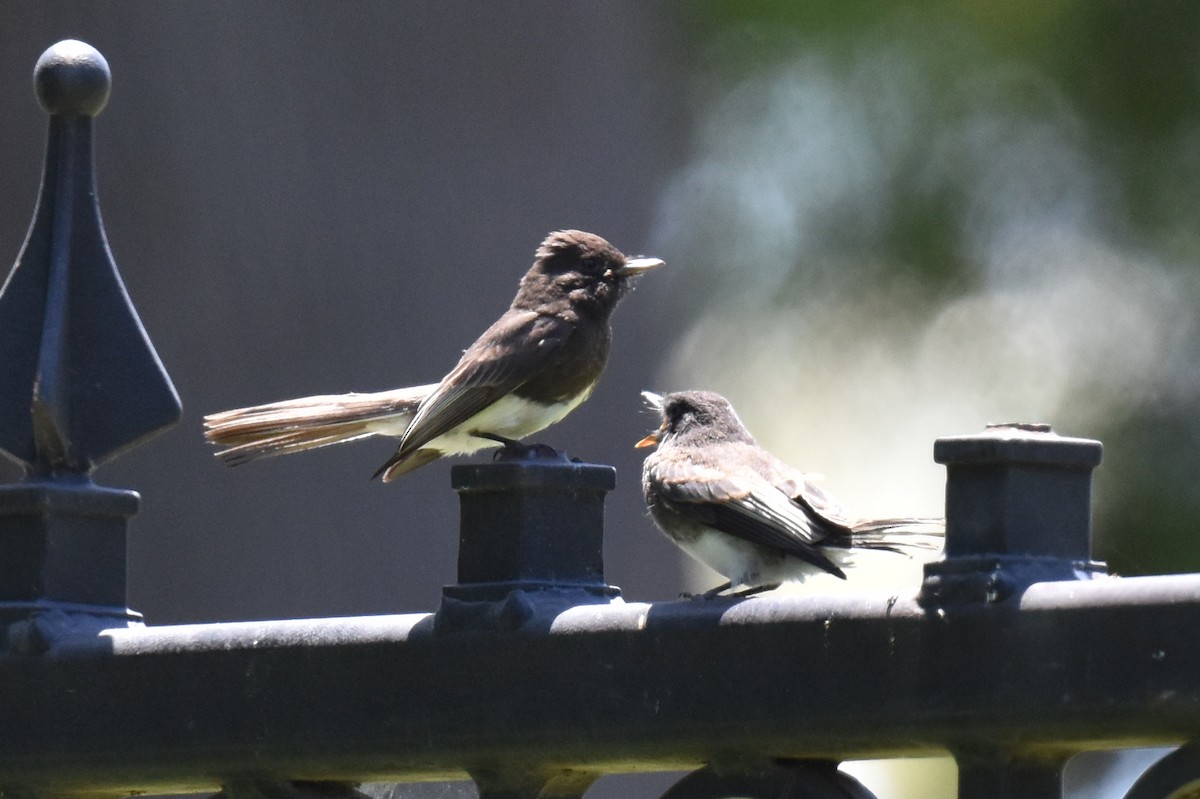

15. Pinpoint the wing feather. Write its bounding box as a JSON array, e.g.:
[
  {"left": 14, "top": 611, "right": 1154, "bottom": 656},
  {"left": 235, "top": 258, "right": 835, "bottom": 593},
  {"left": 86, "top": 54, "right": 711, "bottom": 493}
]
[
  {"left": 395, "top": 310, "right": 571, "bottom": 459},
  {"left": 646, "top": 443, "right": 848, "bottom": 576}
]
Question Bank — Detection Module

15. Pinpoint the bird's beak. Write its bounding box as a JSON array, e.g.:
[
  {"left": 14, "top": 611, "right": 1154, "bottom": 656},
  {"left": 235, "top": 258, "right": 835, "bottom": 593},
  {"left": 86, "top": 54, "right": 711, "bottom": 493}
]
[
  {"left": 635, "top": 425, "right": 663, "bottom": 449},
  {"left": 617, "top": 257, "right": 665, "bottom": 277}
]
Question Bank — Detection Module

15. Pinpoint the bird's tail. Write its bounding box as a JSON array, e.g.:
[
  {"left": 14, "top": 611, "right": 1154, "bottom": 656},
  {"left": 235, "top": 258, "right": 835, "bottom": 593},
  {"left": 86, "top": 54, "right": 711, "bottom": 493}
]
[
  {"left": 203, "top": 384, "right": 435, "bottom": 466},
  {"left": 847, "top": 517, "right": 945, "bottom": 557}
]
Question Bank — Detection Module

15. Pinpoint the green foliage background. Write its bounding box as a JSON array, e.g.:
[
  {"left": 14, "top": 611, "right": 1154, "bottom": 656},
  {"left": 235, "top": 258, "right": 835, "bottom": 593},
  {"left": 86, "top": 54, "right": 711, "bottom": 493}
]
[{"left": 658, "top": 1, "right": 1200, "bottom": 580}]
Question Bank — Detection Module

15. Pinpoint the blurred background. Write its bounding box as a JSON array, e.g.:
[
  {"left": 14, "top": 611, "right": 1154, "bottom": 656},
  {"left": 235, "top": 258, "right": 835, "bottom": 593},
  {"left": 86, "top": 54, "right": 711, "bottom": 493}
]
[{"left": 2, "top": 2, "right": 1198, "bottom": 797}]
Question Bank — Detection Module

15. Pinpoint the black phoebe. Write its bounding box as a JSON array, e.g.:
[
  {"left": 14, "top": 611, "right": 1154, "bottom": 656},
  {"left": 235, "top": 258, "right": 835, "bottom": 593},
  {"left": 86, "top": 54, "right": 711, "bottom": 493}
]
[
  {"left": 204, "top": 230, "right": 663, "bottom": 481},
  {"left": 637, "top": 390, "right": 943, "bottom": 597}
]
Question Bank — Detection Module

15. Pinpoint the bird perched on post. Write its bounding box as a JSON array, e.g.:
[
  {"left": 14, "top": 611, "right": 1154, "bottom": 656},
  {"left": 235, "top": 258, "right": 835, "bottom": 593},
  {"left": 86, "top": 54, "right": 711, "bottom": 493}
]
[
  {"left": 204, "top": 230, "right": 663, "bottom": 481},
  {"left": 637, "top": 390, "right": 943, "bottom": 597}
]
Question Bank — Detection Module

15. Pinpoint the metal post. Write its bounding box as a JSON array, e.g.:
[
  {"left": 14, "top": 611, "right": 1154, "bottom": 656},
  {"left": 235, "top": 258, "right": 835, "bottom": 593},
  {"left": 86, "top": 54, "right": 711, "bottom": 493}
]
[
  {"left": 436, "top": 454, "right": 618, "bottom": 795},
  {"left": 923, "top": 422, "right": 1104, "bottom": 605},
  {"left": 449, "top": 456, "right": 617, "bottom": 596},
  {"left": 0, "top": 40, "right": 180, "bottom": 635},
  {"left": 923, "top": 424, "right": 1103, "bottom": 798}
]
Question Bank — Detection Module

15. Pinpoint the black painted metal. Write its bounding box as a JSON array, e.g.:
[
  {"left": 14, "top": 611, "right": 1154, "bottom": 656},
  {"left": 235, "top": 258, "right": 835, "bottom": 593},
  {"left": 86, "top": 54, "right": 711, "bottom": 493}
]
[
  {"left": 0, "top": 572, "right": 1197, "bottom": 796},
  {"left": 923, "top": 422, "right": 1105, "bottom": 606},
  {"left": 954, "top": 751, "right": 1069, "bottom": 799},
  {"left": 659, "top": 761, "right": 879, "bottom": 799},
  {"left": 212, "top": 778, "right": 370, "bottom": 799},
  {"left": 469, "top": 767, "right": 599, "bottom": 799},
  {"left": 447, "top": 457, "right": 618, "bottom": 599},
  {"left": 1122, "top": 744, "right": 1200, "bottom": 799},
  {"left": 0, "top": 40, "right": 179, "bottom": 631},
  {"left": 2, "top": 39, "right": 1200, "bottom": 799},
  {"left": 0, "top": 39, "right": 180, "bottom": 477},
  {"left": 0, "top": 481, "right": 138, "bottom": 612},
  {"left": 436, "top": 457, "right": 620, "bottom": 636}
]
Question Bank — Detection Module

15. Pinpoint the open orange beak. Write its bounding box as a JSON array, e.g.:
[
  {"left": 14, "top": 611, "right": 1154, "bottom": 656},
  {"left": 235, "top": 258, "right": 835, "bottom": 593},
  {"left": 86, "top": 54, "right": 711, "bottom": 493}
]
[{"left": 635, "top": 426, "right": 663, "bottom": 449}]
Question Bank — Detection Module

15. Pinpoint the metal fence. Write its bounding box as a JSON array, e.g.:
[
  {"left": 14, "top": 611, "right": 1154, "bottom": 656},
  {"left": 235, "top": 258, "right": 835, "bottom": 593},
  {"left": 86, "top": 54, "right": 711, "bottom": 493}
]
[{"left": 2, "top": 40, "right": 1199, "bottom": 799}]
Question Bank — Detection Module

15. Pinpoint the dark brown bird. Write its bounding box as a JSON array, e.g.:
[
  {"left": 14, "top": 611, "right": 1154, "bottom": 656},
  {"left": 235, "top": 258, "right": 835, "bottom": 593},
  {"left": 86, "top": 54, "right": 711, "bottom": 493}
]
[
  {"left": 638, "top": 390, "right": 943, "bottom": 597},
  {"left": 204, "top": 231, "right": 663, "bottom": 480}
]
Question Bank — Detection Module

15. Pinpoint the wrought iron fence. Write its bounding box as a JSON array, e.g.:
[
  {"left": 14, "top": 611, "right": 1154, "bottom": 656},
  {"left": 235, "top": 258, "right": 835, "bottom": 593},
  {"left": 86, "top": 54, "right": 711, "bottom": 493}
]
[{"left": 2, "top": 40, "right": 1199, "bottom": 799}]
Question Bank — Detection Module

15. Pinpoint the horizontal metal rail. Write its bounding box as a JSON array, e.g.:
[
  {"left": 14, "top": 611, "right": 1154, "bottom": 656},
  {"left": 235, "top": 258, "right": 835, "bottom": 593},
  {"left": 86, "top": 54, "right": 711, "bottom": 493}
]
[{"left": 2, "top": 572, "right": 1197, "bottom": 796}]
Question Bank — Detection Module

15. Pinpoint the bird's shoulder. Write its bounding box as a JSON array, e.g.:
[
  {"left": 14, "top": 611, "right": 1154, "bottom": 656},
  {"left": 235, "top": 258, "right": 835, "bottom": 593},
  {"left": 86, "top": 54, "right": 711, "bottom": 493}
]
[
  {"left": 467, "top": 309, "right": 572, "bottom": 355},
  {"left": 433, "top": 311, "right": 578, "bottom": 392},
  {"left": 645, "top": 441, "right": 783, "bottom": 501},
  {"left": 645, "top": 441, "right": 852, "bottom": 527}
]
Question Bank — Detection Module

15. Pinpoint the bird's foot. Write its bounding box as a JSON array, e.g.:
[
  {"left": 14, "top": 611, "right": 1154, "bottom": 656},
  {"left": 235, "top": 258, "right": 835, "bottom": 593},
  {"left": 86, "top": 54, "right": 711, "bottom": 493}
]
[{"left": 473, "top": 432, "right": 569, "bottom": 464}]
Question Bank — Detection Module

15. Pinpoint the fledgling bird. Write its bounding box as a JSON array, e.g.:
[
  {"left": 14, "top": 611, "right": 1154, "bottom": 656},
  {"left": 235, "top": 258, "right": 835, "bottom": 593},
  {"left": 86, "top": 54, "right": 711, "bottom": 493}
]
[
  {"left": 637, "top": 390, "right": 943, "bottom": 597},
  {"left": 204, "top": 230, "right": 663, "bottom": 481}
]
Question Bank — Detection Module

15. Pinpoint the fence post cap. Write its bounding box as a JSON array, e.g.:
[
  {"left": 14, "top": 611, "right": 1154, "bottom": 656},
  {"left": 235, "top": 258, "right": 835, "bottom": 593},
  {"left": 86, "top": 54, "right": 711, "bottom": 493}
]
[
  {"left": 34, "top": 40, "right": 111, "bottom": 117},
  {"left": 934, "top": 422, "right": 1102, "bottom": 468},
  {"left": 451, "top": 457, "right": 616, "bottom": 493}
]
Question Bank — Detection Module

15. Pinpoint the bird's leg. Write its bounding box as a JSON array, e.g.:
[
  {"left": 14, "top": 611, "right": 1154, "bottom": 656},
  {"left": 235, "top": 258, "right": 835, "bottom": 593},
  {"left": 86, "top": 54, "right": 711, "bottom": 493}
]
[
  {"left": 472, "top": 431, "right": 566, "bottom": 463},
  {"left": 680, "top": 581, "right": 733, "bottom": 600},
  {"left": 728, "top": 582, "right": 780, "bottom": 598},
  {"left": 472, "top": 431, "right": 522, "bottom": 447},
  {"left": 684, "top": 581, "right": 779, "bottom": 600}
]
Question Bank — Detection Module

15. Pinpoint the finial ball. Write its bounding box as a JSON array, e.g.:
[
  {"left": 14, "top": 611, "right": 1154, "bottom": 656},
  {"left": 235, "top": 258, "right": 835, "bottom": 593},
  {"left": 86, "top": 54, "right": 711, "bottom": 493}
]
[{"left": 34, "top": 40, "right": 111, "bottom": 116}]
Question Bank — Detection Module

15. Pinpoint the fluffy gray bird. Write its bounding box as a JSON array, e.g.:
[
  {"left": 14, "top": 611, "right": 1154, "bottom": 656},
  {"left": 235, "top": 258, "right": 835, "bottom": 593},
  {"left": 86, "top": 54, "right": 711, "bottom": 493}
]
[
  {"left": 638, "top": 390, "right": 943, "bottom": 597},
  {"left": 204, "top": 231, "right": 663, "bottom": 481}
]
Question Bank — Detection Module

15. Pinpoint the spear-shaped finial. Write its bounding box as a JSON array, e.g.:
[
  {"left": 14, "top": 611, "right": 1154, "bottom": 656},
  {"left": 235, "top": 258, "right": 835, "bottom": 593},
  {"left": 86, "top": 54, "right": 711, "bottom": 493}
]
[
  {"left": 0, "top": 40, "right": 180, "bottom": 478},
  {"left": 0, "top": 41, "right": 180, "bottom": 627}
]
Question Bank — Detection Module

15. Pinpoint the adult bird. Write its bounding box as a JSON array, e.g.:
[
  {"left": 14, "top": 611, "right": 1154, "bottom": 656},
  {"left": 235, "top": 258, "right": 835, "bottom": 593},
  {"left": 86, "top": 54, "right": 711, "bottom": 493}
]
[
  {"left": 638, "top": 390, "right": 943, "bottom": 597},
  {"left": 205, "top": 230, "right": 663, "bottom": 480}
]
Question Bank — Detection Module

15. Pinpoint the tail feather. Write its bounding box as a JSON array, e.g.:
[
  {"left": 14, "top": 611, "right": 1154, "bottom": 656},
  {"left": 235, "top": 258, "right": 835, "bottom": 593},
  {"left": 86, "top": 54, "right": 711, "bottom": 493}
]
[
  {"left": 214, "top": 425, "right": 378, "bottom": 465},
  {"left": 204, "top": 384, "right": 435, "bottom": 465},
  {"left": 845, "top": 517, "right": 945, "bottom": 556}
]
